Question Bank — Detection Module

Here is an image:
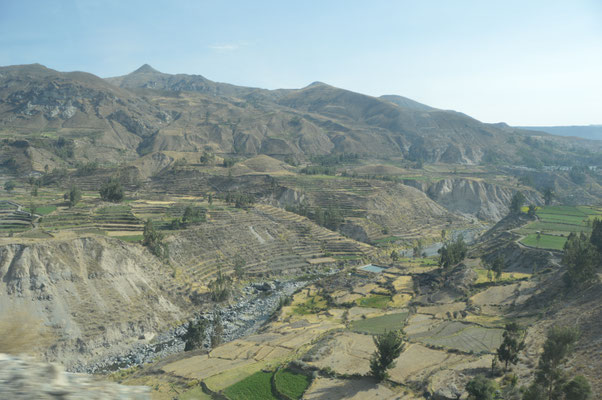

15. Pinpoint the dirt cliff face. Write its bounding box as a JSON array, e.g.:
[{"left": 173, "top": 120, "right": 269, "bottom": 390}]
[
  {"left": 0, "top": 237, "right": 189, "bottom": 368},
  {"left": 424, "top": 178, "right": 542, "bottom": 221}
]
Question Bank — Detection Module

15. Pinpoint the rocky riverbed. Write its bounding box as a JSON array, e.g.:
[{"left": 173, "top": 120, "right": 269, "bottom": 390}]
[{"left": 71, "top": 279, "right": 308, "bottom": 374}]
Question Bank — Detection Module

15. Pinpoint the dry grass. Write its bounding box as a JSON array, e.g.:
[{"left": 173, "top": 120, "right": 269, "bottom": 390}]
[{"left": 0, "top": 308, "right": 51, "bottom": 355}]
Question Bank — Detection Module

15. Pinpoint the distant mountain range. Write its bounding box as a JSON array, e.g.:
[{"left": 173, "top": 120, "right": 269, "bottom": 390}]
[
  {"left": 518, "top": 125, "right": 602, "bottom": 141},
  {"left": 0, "top": 63, "right": 600, "bottom": 170}
]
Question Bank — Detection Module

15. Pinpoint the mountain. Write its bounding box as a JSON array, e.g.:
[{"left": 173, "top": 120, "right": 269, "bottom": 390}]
[
  {"left": 0, "top": 63, "right": 600, "bottom": 171},
  {"left": 518, "top": 125, "right": 602, "bottom": 141}
]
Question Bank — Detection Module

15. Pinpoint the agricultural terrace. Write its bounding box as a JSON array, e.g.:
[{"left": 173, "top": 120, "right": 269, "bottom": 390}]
[{"left": 518, "top": 205, "right": 602, "bottom": 250}]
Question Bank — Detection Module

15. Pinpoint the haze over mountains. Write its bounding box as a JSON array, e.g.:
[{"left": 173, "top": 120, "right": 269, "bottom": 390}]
[
  {"left": 1, "top": 63, "right": 599, "bottom": 172},
  {"left": 518, "top": 125, "right": 602, "bottom": 141}
]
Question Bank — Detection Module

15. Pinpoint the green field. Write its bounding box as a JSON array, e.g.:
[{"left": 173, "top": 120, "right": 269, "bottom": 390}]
[
  {"left": 293, "top": 295, "right": 328, "bottom": 315},
  {"left": 32, "top": 205, "right": 57, "bottom": 215},
  {"left": 356, "top": 294, "right": 391, "bottom": 309},
  {"left": 349, "top": 311, "right": 408, "bottom": 334},
  {"left": 223, "top": 371, "right": 277, "bottom": 400},
  {"left": 521, "top": 233, "right": 567, "bottom": 250},
  {"left": 518, "top": 205, "right": 602, "bottom": 250},
  {"left": 273, "top": 368, "right": 310, "bottom": 400}
]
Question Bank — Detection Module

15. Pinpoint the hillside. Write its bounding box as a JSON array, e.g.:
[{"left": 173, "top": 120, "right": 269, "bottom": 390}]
[{"left": 1, "top": 63, "right": 600, "bottom": 171}]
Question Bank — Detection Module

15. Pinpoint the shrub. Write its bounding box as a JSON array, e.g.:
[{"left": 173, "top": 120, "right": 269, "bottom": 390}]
[{"left": 99, "top": 178, "right": 124, "bottom": 202}]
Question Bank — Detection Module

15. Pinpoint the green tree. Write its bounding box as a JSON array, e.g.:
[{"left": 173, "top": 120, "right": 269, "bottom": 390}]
[
  {"left": 390, "top": 250, "right": 399, "bottom": 262},
  {"left": 369, "top": 330, "right": 404, "bottom": 382},
  {"left": 183, "top": 319, "right": 207, "bottom": 351},
  {"left": 211, "top": 312, "right": 224, "bottom": 347},
  {"left": 438, "top": 236, "right": 467, "bottom": 269},
  {"left": 99, "top": 178, "right": 124, "bottom": 202},
  {"left": 497, "top": 322, "right": 526, "bottom": 370},
  {"left": 142, "top": 219, "right": 168, "bottom": 259},
  {"left": 209, "top": 265, "right": 231, "bottom": 302},
  {"left": 182, "top": 205, "right": 205, "bottom": 225},
  {"left": 491, "top": 256, "right": 505, "bottom": 281},
  {"left": 509, "top": 192, "right": 526, "bottom": 215},
  {"left": 562, "top": 232, "right": 598, "bottom": 287},
  {"left": 528, "top": 204, "right": 537, "bottom": 216},
  {"left": 466, "top": 375, "right": 498, "bottom": 400},
  {"left": 543, "top": 188, "right": 554, "bottom": 206},
  {"left": 524, "top": 326, "right": 580, "bottom": 400},
  {"left": 68, "top": 185, "right": 81, "bottom": 208},
  {"left": 233, "top": 255, "right": 246, "bottom": 279},
  {"left": 4, "top": 180, "right": 15, "bottom": 192},
  {"left": 590, "top": 218, "right": 602, "bottom": 253}
]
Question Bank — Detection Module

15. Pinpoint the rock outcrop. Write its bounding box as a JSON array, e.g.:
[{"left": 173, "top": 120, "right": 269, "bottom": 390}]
[
  {"left": 405, "top": 178, "right": 543, "bottom": 222},
  {"left": 0, "top": 237, "right": 190, "bottom": 369}
]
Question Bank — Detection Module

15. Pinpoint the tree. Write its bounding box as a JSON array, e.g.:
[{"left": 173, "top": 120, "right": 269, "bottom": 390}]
[
  {"left": 528, "top": 204, "right": 537, "bottom": 217},
  {"left": 209, "top": 265, "right": 231, "bottom": 302},
  {"left": 4, "top": 180, "right": 15, "bottom": 192},
  {"left": 413, "top": 240, "right": 423, "bottom": 258},
  {"left": 208, "top": 193, "right": 213, "bottom": 206},
  {"left": 590, "top": 218, "right": 602, "bottom": 253},
  {"left": 99, "top": 178, "right": 124, "bottom": 202},
  {"left": 466, "top": 375, "right": 498, "bottom": 400},
  {"left": 182, "top": 319, "right": 207, "bottom": 351},
  {"left": 509, "top": 192, "right": 526, "bottom": 215},
  {"left": 68, "top": 185, "right": 81, "bottom": 208},
  {"left": 142, "top": 219, "right": 168, "bottom": 259},
  {"left": 525, "top": 326, "right": 580, "bottom": 400},
  {"left": 182, "top": 205, "right": 205, "bottom": 225},
  {"left": 210, "top": 312, "right": 223, "bottom": 347},
  {"left": 369, "top": 330, "right": 404, "bottom": 382},
  {"left": 497, "top": 322, "right": 526, "bottom": 370},
  {"left": 490, "top": 256, "right": 505, "bottom": 281},
  {"left": 438, "top": 236, "right": 467, "bottom": 269},
  {"left": 543, "top": 188, "right": 554, "bottom": 206},
  {"left": 562, "top": 232, "right": 598, "bottom": 287},
  {"left": 390, "top": 250, "right": 399, "bottom": 262},
  {"left": 233, "top": 255, "right": 245, "bottom": 279}
]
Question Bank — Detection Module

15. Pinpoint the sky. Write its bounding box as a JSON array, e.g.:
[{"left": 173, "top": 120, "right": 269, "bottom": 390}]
[{"left": 1, "top": 0, "right": 601, "bottom": 126}]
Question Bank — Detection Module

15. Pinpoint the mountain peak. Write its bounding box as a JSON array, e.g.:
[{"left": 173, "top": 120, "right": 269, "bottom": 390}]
[{"left": 132, "top": 64, "right": 160, "bottom": 74}]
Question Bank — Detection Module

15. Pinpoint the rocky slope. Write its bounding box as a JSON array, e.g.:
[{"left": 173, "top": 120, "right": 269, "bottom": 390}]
[
  {"left": 0, "top": 236, "right": 191, "bottom": 369},
  {"left": 404, "top": 177, "right": 543, "bottom": 221}
]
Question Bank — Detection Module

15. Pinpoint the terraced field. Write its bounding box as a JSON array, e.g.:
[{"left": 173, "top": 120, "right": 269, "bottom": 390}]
[
  {"left": 518, "top": 205, "right": 602, "bottom": 250},
  {"left": 349, "top": 311, "right": 409, "bottom": 334},
  {"left": 409, "top": 320, "right": 504, "bottom": 353},
  {"left": 0, "top": 200, "right": 33, "bottom": 232}
]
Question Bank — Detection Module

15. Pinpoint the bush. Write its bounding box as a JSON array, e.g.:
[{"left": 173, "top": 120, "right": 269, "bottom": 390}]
[
  {"left": 142, "top": 219, "right": 168, "bottom": 259},
  {"left": 4, "top": 180, "right": 15, "bottom": 192},
  {"left": 465, "top": 375, "right": 498, "bottom": 400},
  {"left": 68, "top": 185, "right": 81, "bottom": 208},
  {"left": 99, "top": 178, "right": 124, "bottom": 202}
]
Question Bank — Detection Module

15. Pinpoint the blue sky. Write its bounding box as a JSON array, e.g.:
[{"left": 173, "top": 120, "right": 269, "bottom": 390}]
[{"left": 1, "top": 0, "right": 601, "bottom": 126}]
